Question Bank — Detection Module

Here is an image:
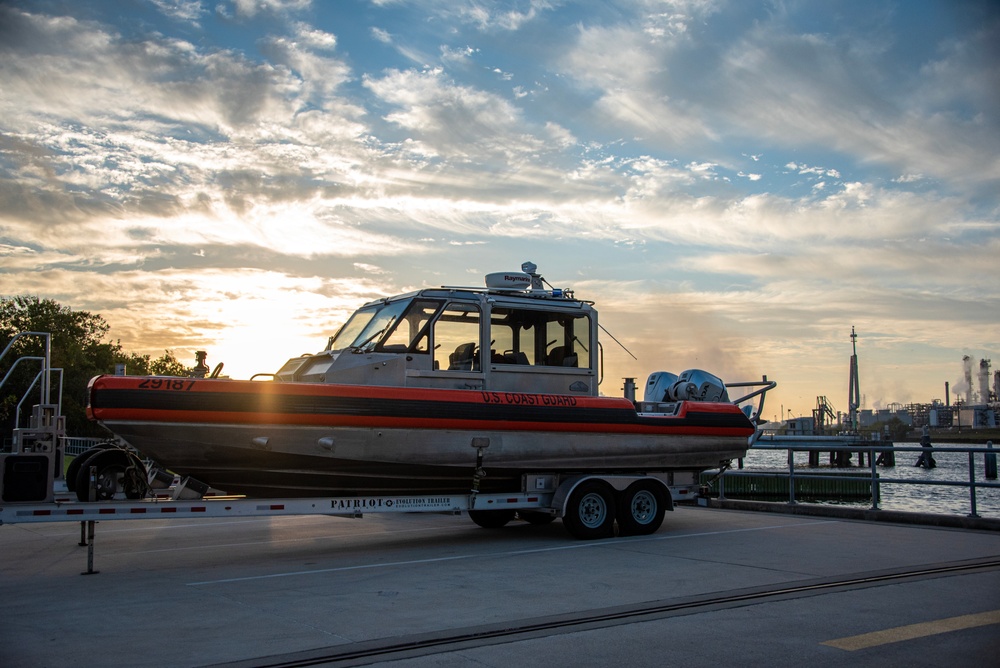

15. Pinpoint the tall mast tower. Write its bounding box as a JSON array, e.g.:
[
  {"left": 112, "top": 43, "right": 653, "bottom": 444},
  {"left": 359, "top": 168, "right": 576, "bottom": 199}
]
[{"left": 848, "top": 326, "right": 861, "bottom": 432}]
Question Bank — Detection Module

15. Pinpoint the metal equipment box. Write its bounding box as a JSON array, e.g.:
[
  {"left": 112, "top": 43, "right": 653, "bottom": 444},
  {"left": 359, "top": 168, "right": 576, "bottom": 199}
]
[{"left": 0, "top": 453, "right": 54, "bottom": 503}]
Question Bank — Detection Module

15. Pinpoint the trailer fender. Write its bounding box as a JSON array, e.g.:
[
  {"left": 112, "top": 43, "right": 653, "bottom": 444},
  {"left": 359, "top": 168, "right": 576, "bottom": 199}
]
[{"left": 552, "top": 475, "right": 673, "bottom": 518}]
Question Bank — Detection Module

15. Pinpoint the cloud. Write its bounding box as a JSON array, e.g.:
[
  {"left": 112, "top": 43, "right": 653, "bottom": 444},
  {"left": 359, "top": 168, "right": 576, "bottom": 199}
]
[
  {"left": 148, "top": 0, "right": 207, "bottom": 24},
  {"left": 0, "top": 1, "right": 996, "bottom": 416},
  {"left": 373, "top": 0, "right": 552, "bottom": 32},
  {"left": 224, "top": 0, "right": 312, "bottom": 19},
  {"left": 0, "top": 6, "right": 379, "bottom": 256},
  {"left": 560, "top": 24, "right": 716, "bottom": 145},
  {"left": 440, "top": 45, "right": 478, "bottom": 65},
  {"left": 260, "top": 35, "right": 353, "bottom": 107},
  {"left": 0, "top": 265, "right": 392, "bottom": 376},
  {"left": 551, "top": 3, "right": 1000, "bottom": 196},
  {"left": 0, "top": 10, "right": 291, "bottom": 135},
  {"left": 285, "top": 21, "right": 337, "bottom": 50},
  {"left": 717, "top": 20, "right": 1000, "bottom": 192},
  {"left": 363, "top": 67, "right": 555, "bottom": 161}
]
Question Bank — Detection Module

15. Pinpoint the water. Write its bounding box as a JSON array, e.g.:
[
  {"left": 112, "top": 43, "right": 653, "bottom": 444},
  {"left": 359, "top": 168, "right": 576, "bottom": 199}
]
[
  {"left": 738, "top": 443, "right": 1000, "bottom": 519},
  {"left": 61, "top": 439, "right": 1000, "bottom": 518}
]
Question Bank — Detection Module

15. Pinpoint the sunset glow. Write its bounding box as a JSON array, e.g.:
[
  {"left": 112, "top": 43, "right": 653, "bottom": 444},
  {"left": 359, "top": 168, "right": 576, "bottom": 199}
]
[{"left": 1, "top": 1, "right": 998, "bottom": 420}]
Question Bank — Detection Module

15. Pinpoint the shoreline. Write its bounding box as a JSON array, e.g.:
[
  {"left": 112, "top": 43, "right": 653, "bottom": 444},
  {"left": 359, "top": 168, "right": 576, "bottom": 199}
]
[{"left": 899, "top": 429, "right": 1000, "bottom": 444}]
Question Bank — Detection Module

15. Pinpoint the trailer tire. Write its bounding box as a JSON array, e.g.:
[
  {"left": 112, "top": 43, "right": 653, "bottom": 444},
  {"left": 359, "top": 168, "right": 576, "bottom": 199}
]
[
  {"left": 563, "top": 480, "right": 617, "bottom": 540},
  {"left": 469, "top": 509, "right": 516, "bottom": 529},
  {"left": 65, "top": 443, "right": 116, "bottom": 493},
  {"left": 617, "top": 481, "right": 666, "bottom": 536},
  {"left": 74, "top": 449, "right": 147, "bottom": 501}
]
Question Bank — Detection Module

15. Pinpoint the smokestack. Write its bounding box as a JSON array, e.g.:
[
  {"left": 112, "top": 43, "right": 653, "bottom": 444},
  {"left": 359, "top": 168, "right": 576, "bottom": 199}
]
[
  {"left": 963, "top": 355, "right": 974, "bottom": 403},
  {"left": 979, "top": 359, "right": 991, "bottom": 406},
  {"left": 945, "top": 381, "right": 950, "bottom": 407}
]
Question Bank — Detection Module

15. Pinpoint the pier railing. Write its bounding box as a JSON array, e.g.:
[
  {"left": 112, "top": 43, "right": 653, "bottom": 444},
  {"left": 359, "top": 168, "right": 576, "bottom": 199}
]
[
  {"left": 62, "top": 437, "right": 107, "bottom": 456},
  {"left": 711, "top": 441, "right": 1000, "bottom": 519}
]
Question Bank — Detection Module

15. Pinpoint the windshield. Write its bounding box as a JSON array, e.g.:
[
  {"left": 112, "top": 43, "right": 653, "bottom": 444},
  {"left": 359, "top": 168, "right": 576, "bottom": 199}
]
[
  {"left": 328, "top": 299, "right": 418, "bottom": 351},
  {"left": 327, "top": 306, "right": 378, "bottom": 350}
]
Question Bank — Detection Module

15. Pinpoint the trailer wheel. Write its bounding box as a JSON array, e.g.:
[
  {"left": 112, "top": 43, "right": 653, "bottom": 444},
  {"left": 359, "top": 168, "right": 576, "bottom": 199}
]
[
  {"left": 65, "top": 443, "right": 116, "bottom": 493},
  {"left": 74, "top": 449, "right": 147, "bottom": 501},
  {"left": 617, "top": 481, "right": 666, "bottom": 536},
  {"left": 468, "top": 509, "right": 516, "bottom": 529},
  {"left": 563, "top": 480, "right": 617, "bottom": 540}
]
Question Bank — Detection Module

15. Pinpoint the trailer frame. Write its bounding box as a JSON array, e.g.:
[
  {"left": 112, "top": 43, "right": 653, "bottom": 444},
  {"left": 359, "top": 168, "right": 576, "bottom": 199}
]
[{"left": 1, "top": 468, "right": 701, "bottom": 573}]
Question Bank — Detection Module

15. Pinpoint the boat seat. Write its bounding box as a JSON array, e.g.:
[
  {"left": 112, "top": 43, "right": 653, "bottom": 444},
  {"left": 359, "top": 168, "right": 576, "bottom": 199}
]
[
  {"left": 448, "top": 342, "right": 476, "bottom": 370},
  {"left": 546, "top": 346, "right": 578, "bottom": 367},
  {"left": 501, "top": 351, "right": 529, "bottom": 365}
]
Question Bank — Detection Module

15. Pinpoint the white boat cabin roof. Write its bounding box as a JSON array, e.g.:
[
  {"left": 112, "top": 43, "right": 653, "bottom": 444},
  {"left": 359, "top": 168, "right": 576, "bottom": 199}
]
[{"left": 275, "top": 265, "right": 602, "bottom": 396}]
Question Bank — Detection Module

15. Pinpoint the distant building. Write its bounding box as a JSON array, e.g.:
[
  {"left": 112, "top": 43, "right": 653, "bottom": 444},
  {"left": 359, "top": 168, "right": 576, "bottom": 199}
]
[
  {"left": 928, "top": 407, "right": 954, "bottom": 427},
  {"left": 956, "top": 407, "right": 997, "bottom": 429},
  {"left": 786, "top": 416, "right": 816, "bottom": 435}
]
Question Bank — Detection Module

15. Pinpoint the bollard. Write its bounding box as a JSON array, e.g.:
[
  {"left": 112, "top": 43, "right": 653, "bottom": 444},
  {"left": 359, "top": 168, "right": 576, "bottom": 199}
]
[
  {"left": 787, "top": 449, "right": 796, "bottom": 504},
  {"left": 986, "top": 441, "right": 998, "bottom": 481},
  {"left": 869, "top": 449, "right": 880, "bottom": 511},
  {"left": 915, "top": 426, "right": 935, "bottom": 468},
  {"left": 875, "top": 442, "right": 895, "bottom": 467},
  {"left": 968, "top": 451, "right": 979, "bottom": 519}
]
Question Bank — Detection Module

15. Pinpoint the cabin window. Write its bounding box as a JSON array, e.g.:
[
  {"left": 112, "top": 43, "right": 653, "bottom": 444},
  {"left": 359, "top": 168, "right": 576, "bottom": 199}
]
[
  {"left": 433, "top": 303, "right": 481, "bottom": 371},
  {"left": 377, "top": 299, "right": 440, "bottom": 353},
  {"left": 329, "top": 299, "right": 441, "bottom": 352},
  {"left": 339, "top": 300, "right": 409, "bottom": 351},
  {"left": 328, "top": 306, "right": 378, "bottom": 350},
  {"left": 490, "top": 308, "right": 589, "bottom": 368}
]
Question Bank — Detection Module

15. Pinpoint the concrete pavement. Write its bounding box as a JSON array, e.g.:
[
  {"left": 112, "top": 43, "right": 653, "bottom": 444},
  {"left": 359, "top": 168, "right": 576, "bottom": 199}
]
[{"left": 2, "top": 505, "right": 998, "bottom": 666}]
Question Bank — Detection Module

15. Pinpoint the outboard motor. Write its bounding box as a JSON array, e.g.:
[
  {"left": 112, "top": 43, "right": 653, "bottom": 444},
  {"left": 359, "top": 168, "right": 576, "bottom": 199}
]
[
  {"left": 667, "top": 369, "right": 729, "bottom": 402},
  {"left": 644, "top": 372, "right": 679, "bottom": 402}
]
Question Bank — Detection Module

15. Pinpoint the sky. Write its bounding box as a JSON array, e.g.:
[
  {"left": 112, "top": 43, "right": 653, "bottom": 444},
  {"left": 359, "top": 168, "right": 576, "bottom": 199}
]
[{"left": 1, "top": 0, "right": 998, "bottom": 423}]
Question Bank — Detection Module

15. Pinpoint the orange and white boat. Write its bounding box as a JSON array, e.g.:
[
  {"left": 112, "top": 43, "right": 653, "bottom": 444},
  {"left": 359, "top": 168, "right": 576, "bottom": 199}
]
[{"left": 85, "top": 263, "right": 773, "bottom": 499}]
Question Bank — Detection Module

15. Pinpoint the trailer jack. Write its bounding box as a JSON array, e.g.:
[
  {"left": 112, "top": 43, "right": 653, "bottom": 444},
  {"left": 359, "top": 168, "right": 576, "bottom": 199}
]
[
  {"left": 469, "top": 437, "right": 490, "bottom": 510},
  {"left": 79, "top": 520, "right": 99, "bottom": 575}
]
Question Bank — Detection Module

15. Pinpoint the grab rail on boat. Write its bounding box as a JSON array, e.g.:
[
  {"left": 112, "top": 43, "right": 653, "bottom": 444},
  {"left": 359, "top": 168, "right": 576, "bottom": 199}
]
[{"left": 726, "top": 376, "right": 777, "bottom": 444}]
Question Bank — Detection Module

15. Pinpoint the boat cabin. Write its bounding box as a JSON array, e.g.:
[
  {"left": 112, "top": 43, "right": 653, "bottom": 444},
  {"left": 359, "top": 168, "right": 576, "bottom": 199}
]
[{"left": 274, "top": 265, "right": 600, "bottom": 396}]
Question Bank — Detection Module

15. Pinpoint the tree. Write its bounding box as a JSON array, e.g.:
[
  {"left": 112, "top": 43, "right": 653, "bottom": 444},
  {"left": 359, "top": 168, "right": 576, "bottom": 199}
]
[
  {"left": 1, "top": 296, "right": 191, "bottom": 439},
  {"left": 1, "top": 296, "right": 120, "bottom": 438},
  {"left": 118, "top": 350, "right": 190, "bottom": 377},
  {"left": 882, "top": 417, "right": 911, "bottom": 442}
]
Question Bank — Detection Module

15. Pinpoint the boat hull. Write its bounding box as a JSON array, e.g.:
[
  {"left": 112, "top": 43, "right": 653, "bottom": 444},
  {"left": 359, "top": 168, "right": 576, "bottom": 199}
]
[{"left": 88, "top": 376, "right": 754, "bottom": 497}]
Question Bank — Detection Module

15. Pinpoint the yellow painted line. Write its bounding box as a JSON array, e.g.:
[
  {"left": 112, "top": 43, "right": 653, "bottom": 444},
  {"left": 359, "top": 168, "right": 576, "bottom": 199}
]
[{"left": 823, "top": 610, "right": 1000, "bottom": 651}]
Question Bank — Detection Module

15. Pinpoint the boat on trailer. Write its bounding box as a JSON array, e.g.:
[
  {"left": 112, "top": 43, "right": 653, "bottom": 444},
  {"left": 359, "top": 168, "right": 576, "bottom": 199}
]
[{"left": 84, "top": 263, "right": 773, "bottom": 500}]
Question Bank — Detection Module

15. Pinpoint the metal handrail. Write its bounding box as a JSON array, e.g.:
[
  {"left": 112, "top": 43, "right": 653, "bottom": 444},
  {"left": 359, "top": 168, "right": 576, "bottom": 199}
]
[
  {"left": 0, "top": 356, "right": 44, "bottom": 392},
  {"left": 1, "top": 332, "right": 52, "bottom": 404},
  {"left": 15, "top": 367, "right": 65, "bottom": 428},
  {"left": 714, "top": 442, "right": 1000, "bottom": 518}
]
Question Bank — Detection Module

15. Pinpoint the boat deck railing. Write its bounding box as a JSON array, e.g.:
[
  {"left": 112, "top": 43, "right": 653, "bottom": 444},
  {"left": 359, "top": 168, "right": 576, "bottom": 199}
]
[{"left": 711, "top": 441, "right": 1000, "bottom": 518}]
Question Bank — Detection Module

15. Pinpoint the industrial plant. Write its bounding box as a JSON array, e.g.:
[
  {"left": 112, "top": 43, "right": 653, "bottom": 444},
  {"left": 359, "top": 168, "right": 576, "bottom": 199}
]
[{"left": 784, "top": 330, "right": 998, "bottom": 436}]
